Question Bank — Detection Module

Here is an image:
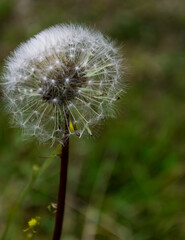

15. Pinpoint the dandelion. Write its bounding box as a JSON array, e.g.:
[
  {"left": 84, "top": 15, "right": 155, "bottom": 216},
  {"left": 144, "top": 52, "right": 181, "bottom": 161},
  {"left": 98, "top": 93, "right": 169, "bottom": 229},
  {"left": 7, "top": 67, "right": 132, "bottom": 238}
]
[
  {"left": 2, "top": 24, "right": 125, "bottom": 145},
  {"left": 2, "top": 24, "right": 125, "bottom": 240}
]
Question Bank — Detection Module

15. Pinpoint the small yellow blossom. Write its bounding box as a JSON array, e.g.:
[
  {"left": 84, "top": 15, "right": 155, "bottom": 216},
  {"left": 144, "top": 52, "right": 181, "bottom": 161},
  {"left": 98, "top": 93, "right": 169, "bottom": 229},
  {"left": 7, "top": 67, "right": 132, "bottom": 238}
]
[
  {"left": 27, "top": 233, "right": 33, "bottom": 238},
  {"left": 28, "top": 218, "right": 37, "bottom": 227},
  {"left": 69, "top": 121, "right": 75, "bottom": 132},
  {"left": 23, "top": 216, "right": 40, "bottom": 233},
  {"left": 33, "top": 165, "right": 39, "bottom": 172}
]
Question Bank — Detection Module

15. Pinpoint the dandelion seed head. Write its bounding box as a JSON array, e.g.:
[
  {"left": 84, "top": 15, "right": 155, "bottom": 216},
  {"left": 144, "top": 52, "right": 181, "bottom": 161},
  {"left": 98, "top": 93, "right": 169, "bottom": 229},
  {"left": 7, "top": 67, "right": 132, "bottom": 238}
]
[{"left": 2, "top": 24, "right": 125, "bottom": 144}]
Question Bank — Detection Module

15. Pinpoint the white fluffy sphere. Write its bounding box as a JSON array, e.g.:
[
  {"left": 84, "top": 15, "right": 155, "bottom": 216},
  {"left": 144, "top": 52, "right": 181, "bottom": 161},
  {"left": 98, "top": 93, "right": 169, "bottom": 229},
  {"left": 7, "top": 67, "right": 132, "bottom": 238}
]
[{"left": 2, "top": 24, "right": 125, "bottom": 144}]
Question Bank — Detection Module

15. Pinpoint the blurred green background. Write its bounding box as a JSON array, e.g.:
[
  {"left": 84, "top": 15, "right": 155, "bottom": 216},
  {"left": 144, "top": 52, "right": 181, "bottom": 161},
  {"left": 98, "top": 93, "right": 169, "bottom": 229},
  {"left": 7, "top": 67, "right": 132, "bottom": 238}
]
[{"left": 0, "top": 0, "right": 185, "bottom": 239}]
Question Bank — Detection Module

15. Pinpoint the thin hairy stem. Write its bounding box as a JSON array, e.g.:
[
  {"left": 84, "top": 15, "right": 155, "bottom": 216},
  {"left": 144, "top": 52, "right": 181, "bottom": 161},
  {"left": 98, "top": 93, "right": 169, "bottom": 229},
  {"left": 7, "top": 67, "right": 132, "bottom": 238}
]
[{"left": 52, "top": 111, "right": 69, "bottom": 240}]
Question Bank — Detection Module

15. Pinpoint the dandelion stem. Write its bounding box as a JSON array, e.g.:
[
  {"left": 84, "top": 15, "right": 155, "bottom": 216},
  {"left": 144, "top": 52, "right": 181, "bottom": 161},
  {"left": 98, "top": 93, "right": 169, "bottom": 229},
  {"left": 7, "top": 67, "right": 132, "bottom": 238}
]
[{"left": 52, "top": 111, "right": 69, "bottom": 240}]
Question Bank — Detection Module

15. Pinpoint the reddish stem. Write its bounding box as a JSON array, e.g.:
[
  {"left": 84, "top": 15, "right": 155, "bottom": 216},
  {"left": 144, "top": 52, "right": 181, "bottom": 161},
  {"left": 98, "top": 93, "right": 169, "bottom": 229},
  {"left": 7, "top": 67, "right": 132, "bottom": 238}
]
[{"left": 52, "top": 113, "right": 69, "bottom": 240}]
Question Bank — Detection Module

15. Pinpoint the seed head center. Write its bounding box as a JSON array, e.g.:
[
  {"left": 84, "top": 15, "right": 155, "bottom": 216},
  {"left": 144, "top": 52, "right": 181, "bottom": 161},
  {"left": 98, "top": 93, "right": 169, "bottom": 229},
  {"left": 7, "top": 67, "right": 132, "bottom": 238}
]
[{"left": 40, "top": 66, "right": 85, "bottom": 104}]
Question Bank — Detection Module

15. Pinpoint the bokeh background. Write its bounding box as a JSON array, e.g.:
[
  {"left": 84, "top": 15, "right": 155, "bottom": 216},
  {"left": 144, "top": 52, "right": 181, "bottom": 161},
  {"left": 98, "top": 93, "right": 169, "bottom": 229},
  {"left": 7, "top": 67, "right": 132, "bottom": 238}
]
[{"left": 0, "top": 0, "right": 185, "bottom": 239}]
